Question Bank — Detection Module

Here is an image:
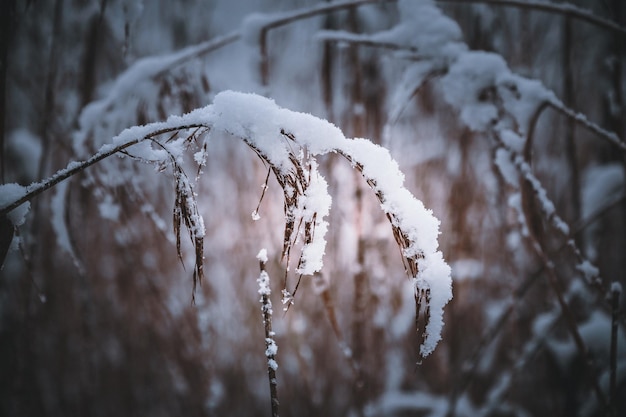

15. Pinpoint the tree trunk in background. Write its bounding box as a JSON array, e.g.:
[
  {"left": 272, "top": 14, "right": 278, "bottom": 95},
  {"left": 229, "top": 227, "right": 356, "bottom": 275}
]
[{"left": 0, "top": 0, "right": 17, "bottom": 182}]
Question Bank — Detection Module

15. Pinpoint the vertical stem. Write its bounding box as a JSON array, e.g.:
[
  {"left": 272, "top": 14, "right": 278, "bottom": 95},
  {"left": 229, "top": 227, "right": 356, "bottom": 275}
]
[
  {"left": 344, "top": 9, "right": 367, "bottom": 416},
  {"left": 352, "top": 182, "right": 367, "bottom": 417},
  {"left": 346, "top": 7, "right": 364, "bottom": 138},
  {"left": 0, "top": 0, "right": 16, "bottom": 183},
  {"left": 257, "top": 253, "right": 279, "bottom": 417},
  {"left": 562, "top": 16, "right": 582, "bottom": 242},
  {"left": 610, "top": 0, "right": 626, "bottom": 315},
  {"left": 37, "top": 0, "right": 64, "bottom": 179},
  {"left": 259, "top": 28, "right": 269, "bottom": 87},
  {"left": 609, "top": 283, "right": 621, "bottom": 415},
  {"left": 321, "top": 1, "right": 335, "bottom": 123}
]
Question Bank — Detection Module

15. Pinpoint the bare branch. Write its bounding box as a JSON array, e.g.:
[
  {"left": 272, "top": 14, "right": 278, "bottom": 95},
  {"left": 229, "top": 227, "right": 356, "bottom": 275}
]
[{"left": 439, "top": 0, "right": 626, "bottom": 37}]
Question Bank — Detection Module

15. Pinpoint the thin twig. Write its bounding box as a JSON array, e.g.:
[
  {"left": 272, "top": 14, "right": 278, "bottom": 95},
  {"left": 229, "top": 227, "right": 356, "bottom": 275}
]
[
  {"left": 0, "top": 124, "right": 207, "bottom": 216},
  {"left": 548, "top": 101, "right": 626, "bottom": 151},
  {"left": 257, "top": 252, "right": 280, "bottom": 417},
  {"left": 439, "top": 0, "right": 626, "bottom": 37}
]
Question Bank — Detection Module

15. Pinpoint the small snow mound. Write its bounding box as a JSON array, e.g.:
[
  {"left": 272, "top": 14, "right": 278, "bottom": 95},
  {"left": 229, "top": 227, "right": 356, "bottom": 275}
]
[
  {"left": 256, "top": 248, "right": 268, "bottom": 263},
  {"left": 0, "top": 183, "right": 30, "bottom": 226}
]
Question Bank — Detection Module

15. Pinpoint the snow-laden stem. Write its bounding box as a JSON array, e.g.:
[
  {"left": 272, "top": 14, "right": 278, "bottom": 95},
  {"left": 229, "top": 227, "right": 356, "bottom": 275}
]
[
  {"left": 0, "top": 124, "right": 206, "bottom": 217},
  {"left": 256, "top": 249, "right": 279, "bottom": 417},
  {"left": 548, "top": 101, "right": 626, "bottom": 151},
  {"left": 491, "top": 128, "right": 611, "bottom": 410}
]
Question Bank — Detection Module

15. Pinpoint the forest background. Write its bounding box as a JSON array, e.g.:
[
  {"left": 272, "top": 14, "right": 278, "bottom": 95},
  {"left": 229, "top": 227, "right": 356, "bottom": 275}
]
[{"left": 0, "top": 0, "right": 625, "bottom": 416}]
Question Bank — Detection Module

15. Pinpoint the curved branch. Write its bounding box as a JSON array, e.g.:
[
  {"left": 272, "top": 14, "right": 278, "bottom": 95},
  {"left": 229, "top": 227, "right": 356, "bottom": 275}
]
[
  {"left": 524, "top": 100, "right": 550, "bottom": 163},
  {"left": 439, "top": 0, "right": 626, "bottom": 37}
]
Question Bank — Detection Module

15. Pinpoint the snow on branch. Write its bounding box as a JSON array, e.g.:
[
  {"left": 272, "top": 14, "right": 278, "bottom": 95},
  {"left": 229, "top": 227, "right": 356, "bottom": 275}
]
[
  {"left": 74, "top": 31, "right": 240, "bottom": 156},
  {"left": 315, "top": 30, "right": 419, "bottom": 54},
  {"left": 547, "top": 101, "right": 626, "bottom": 151},
  {"left": 206, "top": 91, "right": 452, "bottom": 357},
  {"left": 0, "top": 90, "right": 452, "bottom": 357},
  {"left": 1, "top": 121, "right": 209, "bottom": 296}
]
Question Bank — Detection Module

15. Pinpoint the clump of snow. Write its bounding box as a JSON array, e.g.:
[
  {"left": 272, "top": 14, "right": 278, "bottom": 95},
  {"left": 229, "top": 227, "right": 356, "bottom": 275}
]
[
  {"left": 257, "top": 270, "right": 271, "bottom": 297},
  {"left": 256, "top": 248, "right": 268, "bottom": 263},
  {"left": 441, "top": 51, "right": 507, "bottom": 132},
  {"left": 241, "top": 12, "right": 275, "bottom": 46},
  {"left": 0, "top": 183, "right": 30, "bottom": 226},
  {"left": 294, "top": 160, "right": 331, "bottom": 275},
  {"left": 376, "top": 0, "right": 465, "bottom": 57},
  {"left": 265, "top": 337, "right": 278, "bottom": 357},
  {"left": 576, "top": 260, "right": 599, "bottom": 282}
]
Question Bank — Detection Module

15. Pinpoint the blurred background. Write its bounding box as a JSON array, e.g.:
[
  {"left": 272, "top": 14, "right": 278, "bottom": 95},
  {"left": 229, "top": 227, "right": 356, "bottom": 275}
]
[{"left": 1, "top": 0, "right": 625, "bottom": 416}]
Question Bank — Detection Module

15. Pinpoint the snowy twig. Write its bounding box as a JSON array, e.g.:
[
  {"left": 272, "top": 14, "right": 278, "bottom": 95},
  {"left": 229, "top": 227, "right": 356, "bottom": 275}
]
[
  {"left": 548, "top": 101, "right": 626, "bottom": 151},
  {"left": 450, "top": 184, "right": 626, "bottom": 409},
  {"left": 1, "top": 124, "right": 206, "bottom": 217},
  {"left": 494, "top": 133, "right": 609, "bottom": 408},
  {"left": 439, "top": 0, "right": 626, "bottom": 37},
  {"left": 74, "top": 31, "right": 239, "bottom": 155},
  {"left": 316, "top": 30, "right": 419, "bottom": 53},
  {"left": 1, "top": 123, "right": 209, "bottom": 301},
  {"left": 256, "top": 249, "right": 279, "bottom": 417}
]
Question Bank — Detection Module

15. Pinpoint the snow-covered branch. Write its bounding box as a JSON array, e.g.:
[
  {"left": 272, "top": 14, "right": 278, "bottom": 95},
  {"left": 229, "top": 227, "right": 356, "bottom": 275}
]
[
  {"left": 1, "top": 89, "right": 453, "bottom": 358},
  {"left": 0, "top": 123, "right": 207, "bottom": 220}
]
